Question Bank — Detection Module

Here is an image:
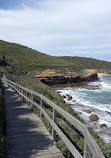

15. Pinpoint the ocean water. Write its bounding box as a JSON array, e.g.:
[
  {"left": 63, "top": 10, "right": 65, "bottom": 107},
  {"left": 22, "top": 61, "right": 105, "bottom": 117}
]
[
  {"left": 59, "top": 75, "right": 111, "bottom": 112},
  {"left": 58, "top": 75, "right": 111, "bottom": 130}
]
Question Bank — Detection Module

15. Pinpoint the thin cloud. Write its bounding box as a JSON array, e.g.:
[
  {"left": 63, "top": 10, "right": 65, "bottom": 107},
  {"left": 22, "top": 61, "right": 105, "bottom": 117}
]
[{"left": 0, "top": 0, "right": 111, "bottom": 61}]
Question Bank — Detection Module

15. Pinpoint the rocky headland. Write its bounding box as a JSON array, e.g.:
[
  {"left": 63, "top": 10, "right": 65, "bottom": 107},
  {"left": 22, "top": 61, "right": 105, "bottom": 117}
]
[
  {"left": 35, "top": 69, "right": 98, "bottom": 86},
  {"left": 0, "top": 56, "right": 18, "bottom": 67}
]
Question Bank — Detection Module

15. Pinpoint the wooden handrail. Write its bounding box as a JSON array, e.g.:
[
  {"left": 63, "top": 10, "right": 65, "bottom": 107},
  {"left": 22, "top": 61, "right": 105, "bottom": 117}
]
[{"left": 3, "top": 74, "right": 105, "bottom": 158}]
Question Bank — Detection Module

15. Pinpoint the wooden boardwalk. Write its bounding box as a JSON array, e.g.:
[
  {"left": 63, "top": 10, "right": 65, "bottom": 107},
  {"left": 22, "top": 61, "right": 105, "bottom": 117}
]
[{"left": 3, "top": 82, "right": 64, "bottom": 158}]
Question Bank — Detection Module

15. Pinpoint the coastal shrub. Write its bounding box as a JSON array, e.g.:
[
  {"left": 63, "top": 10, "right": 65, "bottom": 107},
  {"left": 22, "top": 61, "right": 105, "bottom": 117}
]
[{"left": 93, "top": 132, "right": 111, "bottom": 158}]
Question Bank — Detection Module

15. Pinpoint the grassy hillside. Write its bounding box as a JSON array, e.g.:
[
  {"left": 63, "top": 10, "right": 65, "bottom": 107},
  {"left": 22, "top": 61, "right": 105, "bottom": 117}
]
[
  {"left": 0, "top": 40, "right": 111, "bottom": 74},
  {"left": 0, "top": 40, "right": 37, "bottom": 55},
  {"left": 60, "top": 56, "right": 111, "bottom": 72}
]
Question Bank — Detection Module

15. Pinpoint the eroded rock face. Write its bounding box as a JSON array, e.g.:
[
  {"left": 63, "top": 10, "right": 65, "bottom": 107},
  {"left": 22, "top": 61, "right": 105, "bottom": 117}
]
[
  {"left": 0, "top": 56, "right": 7, "bottom": 67},
  {"left": 100, "top": 123, "right": 107, "bottom": 128},
  {"left": 66, "top": 94, "right": 72, "bottom": 100},
  {"left": 0, "top": 56, "right": 18, "bottom": 67},
  {"left": 89, "top": 114, "right": 99, "bottom": 121},
  {"left": 65, "top": 101, "right": 70, "bottom": 106},
  {"left": 62, "top": 95, "right": 66, "bottom": 99},
  {"left": 40, "top": 73, "right": 98, "bottom": 86}
]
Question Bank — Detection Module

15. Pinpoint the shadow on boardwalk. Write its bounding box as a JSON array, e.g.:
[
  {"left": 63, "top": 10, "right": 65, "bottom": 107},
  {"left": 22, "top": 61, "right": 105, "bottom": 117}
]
[{"left": 4, "top": 84, "right": 63, "bottom": 158}]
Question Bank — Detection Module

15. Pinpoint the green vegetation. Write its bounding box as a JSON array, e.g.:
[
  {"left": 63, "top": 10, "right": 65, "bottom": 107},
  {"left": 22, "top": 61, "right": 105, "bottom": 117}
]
[
  {"left": 93, "top": 132, "right": 111, "bottom": 158},
  {"left": 0, "top": 78, "right": 6, "bottom": 158},
  {"left": 60, "top": 56, "right": 111, "bottom": 72},
  {"left": 0, "top": 40, "right": 37, "bottom": 55}
]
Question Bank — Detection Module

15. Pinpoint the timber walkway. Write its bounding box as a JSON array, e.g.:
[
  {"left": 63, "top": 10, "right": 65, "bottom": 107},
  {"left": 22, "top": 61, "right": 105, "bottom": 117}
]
[
  {"left": 3, "top": 81, "right": 64, "bottom": 158},
  {"left": 3, "top": 75, "right": 105, "bottom": 158}
]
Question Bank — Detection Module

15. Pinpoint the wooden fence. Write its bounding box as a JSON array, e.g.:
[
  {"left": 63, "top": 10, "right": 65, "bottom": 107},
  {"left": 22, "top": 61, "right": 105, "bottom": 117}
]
[{"left": 3, "top": 74, "right": 105, "bottom": 158}]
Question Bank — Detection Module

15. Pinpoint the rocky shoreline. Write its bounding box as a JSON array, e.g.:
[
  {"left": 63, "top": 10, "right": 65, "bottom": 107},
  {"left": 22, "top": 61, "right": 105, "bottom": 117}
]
[
  {"left": 71, "top": 103, "right": 111, "bottom": 143},
  {"left": 57, "top": 81, "right": 111, "bottom": 144}
]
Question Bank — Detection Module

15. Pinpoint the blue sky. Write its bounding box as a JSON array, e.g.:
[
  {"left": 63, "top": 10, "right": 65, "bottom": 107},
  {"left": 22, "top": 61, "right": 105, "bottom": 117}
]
[
  {"left": 0, "top": 0, "right": 36, "bottom": 9},
  {"left": 0, "top": 0, "right": 111, "bottom": 61}
]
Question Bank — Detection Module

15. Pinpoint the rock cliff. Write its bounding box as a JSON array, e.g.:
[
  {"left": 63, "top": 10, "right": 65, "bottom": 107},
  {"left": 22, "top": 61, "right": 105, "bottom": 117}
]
[
  {"left": 0, "top": 56, "right": 18, "bottom": 67},
  {"left": 40, "top": 73, "right": 98, "bottom": 86}
]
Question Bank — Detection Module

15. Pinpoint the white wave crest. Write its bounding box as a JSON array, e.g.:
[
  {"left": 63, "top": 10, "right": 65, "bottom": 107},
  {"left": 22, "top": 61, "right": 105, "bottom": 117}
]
[{"left": 100, "top": 81, "right": 111, "bottom": 90}]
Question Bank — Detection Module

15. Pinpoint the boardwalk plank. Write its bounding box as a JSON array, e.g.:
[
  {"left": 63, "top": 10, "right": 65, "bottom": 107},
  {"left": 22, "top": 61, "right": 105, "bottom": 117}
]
[{"left": 3, "top": 82, "right": 64, "bottom": 158}]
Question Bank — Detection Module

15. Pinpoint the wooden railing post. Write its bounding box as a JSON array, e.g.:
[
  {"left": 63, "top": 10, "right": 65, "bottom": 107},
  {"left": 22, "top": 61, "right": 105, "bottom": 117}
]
[
  {"left": 19, "top": 87, "right": 21, "bottom": 96},
  {"left": 18, "top": 86, "right": 20, "bottom": 95},
  {"left": 26, "top": 91, "right": 28, "bottom": 104},
  {"left": 17, "top": 86, "right": 18, "bottom": 92},
  {"left": 22, "top": 89, "right": 24, "bottom": 101},
  {"left": 30, "top": 93, "right": 34, "bottom": 107},
  {"left": 84, "top": 141, "right": 92, "bottom": 158},
  {"left": 16, "top": 86, "right": 18, "bottom": 94},
  {"left": 17, "top": 86, "right": 19, "bottom": 95},
  {"left": 84, "top": 126, "right": 93, "bottom": 158},
  {"left": 32, "top": 93, "right": 34, "bottom": 101},
  {"left": 15, "top": 84, "right": 16, "bottom": 92},
  {"left": 52, "top": 109, "right": 57, "bottom": 140},
  {"left": 40, "top": 98, "right": 43, "bottom": 118}
]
